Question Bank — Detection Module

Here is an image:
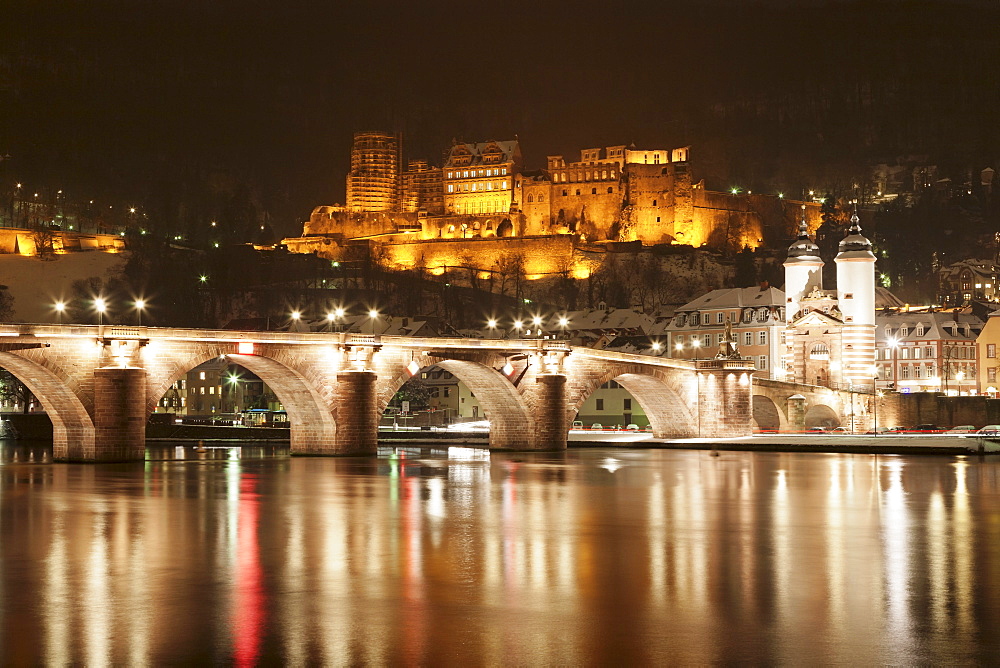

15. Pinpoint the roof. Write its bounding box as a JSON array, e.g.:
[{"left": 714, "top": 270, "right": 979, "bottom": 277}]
[
  {"left": 874, "top": 310, "right": 983, "bottom": 343},
  {"left": 445, "top": 140, "right": 520, "bottom": 167},
  {"left": 676, "top": 286, "right": 785, "bottom": 312}
]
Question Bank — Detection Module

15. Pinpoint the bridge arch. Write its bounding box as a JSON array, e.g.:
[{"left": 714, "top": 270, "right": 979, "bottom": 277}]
[
  {"left": 565, "top": 362, "right": 697, "bottom": 438},
  {"left": 805, "top": 403, "right": 840, "bottom": 430},
  {"left": 0, "top": 351, "right": 94, "bottom": 460},
  {"left": 379, "top": 353, "right": 533, "bottom": 449},
  {"left": 752, "top": 395, "right": 787, "bottom": 432},
  {"left": 143, "top": 343, "right": 337, "bottom": 454}
]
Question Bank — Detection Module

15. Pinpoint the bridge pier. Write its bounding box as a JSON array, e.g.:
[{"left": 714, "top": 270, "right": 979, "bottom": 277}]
[
  {"left": 532, "top": 374, "right": 568, "bottom": 450},
  {"left": 696, "top": 365, "right": 753, "bottom": 439},
  {"left": 69, "top": 367, "right": 146, "bottom": 463},
  {"left": 328, "top": 370, "right": 378, "bottom": 456}
]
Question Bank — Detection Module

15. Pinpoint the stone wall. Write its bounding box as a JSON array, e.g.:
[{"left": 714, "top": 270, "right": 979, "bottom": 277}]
[
  {"left": 0, "top": 228, "right": 125, "bottom": 255},
  {"left": 378, "top": 235, "right": 584, "bottom": 279}
]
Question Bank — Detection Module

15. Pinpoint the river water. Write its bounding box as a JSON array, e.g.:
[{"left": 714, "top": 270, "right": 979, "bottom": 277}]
[{"left": 2, "top": 442, "right": 1000, "bottom": 665}]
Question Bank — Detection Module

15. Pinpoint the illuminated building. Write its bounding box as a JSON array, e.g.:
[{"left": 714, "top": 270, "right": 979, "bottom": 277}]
[
  {"left": 443, "top": 140, "right": 521, "bottom": 217},
  {"left": 346, "top": 131, "right": 401, "bottom": 212},
  {"left": 402, "top": 160, "right": 444, "bottom": 215},
  {"left": 782, "top": 211, "right": 877, "bottom": 390}
]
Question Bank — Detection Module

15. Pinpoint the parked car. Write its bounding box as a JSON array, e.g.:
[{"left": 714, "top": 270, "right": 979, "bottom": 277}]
[
  {"left": 626, "top": 424, "right": 640, "bottom": 431},
  {"left": 806, "top": 426, "right": 827, "bottom": 432},
  {"left": 908, "top": 424, "right": 942, "bottom": 433},
  {"left": 829, "top": 426, "right": 850, "bottom": 433},
  {"left": 591, "top": 423, "right": 603, "bottom": 430},
  {"left": 944, "top": 425, "right": 977, "bottom": 434},
  {"left": 572, "top": 421, "right": 584, "bottom": 429},
  {"left": 976, "top": 425, "right": 1000, "bottom": 437}
]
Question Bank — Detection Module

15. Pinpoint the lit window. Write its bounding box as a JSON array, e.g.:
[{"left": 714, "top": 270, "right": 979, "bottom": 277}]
[
  {"left": 199, "top": 372, "right": 206, "bottom": 380},
  {"left": 502, "top": 167, "right": 507, "bottom": 175},
  {"left": 447, "top": 184, "right": 454, "bottom": 193},
  {"left": 538, "top": 195, "right": 544, "bottom": 203},
  {"left": 209, "top": 386, "right": 215, "bottom": 395}
]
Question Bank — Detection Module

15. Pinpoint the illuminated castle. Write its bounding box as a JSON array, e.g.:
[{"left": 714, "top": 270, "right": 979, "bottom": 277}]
[{"left": 283, "top": 132, "right": 821, "bottom": 280}]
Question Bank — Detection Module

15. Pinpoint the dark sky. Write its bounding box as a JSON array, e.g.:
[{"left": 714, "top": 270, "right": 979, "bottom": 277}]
[{"left": 2, "top": 0, "right": 998, "bottom": 235}]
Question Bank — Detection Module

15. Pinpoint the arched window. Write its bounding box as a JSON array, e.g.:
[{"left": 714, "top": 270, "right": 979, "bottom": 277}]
[
  {"left": 538, "top": 195, "right": 544, "bottom": 203},
  {"left": 527, "top": 194, "right": 534, "bottom": 203},
  {"left": 607, "top": 187, "right": 613, "bottom": 194},
  {"left": 591, "top": 187, "right": 597, "bottom": 194}
]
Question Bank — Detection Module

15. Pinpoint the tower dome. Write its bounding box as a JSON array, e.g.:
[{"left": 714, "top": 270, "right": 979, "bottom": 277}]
[
  {"left": 783, "top": 206, "right": 824, "bottom": 324},
  {"left": 837, "top": 212, "right": 874, "bottom": 254},
  {"left": 835, "top": 211, "right": 877, "bottom": 388}
]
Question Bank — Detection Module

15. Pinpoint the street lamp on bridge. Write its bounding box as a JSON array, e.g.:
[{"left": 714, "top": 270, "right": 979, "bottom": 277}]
[{"left": 94, "top": 298, "right": 107, "bottom": 326}]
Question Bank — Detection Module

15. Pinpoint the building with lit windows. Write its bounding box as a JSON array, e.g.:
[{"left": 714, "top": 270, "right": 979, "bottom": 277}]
[
  {"left": 666, "top": 285, "right": 786, "bottom": 379},
  {"left": 442, "top": 140, "right": 521, "bottom": 217},
  {"left": 876, "top": 310, "right": 982, "bottom": 395},
  {"left": 937, "top": 257, "right": 1000, "bottom": 306}
]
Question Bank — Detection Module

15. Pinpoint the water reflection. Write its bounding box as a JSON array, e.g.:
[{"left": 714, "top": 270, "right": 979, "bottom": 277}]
[{"left": 2, "top": 444, "right": 1000, "bottom": 663}]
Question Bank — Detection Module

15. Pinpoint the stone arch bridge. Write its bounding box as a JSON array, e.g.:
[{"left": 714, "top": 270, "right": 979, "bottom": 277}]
[{"left": 0, "top": 324, "right": 757, "bottom": 461}]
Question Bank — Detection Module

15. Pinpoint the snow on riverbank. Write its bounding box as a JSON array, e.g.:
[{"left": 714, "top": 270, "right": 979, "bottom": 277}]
[{"left": 0, "top": 252, "right": 128, "bottom": 323}]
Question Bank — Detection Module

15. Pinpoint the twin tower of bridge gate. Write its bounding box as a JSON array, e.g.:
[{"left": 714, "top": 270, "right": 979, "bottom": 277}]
[{"left": 0, "top": 325, "right": 756, "bottom": 462}]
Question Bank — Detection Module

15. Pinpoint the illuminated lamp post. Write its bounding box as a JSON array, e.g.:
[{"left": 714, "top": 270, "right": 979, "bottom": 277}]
[
  {"left": 691, "top": 337, "right": 702, "bottom": 360},
  {"left": 532, "top": 315, "right": 543, "bottom": 338},
  {"left": 54, "top": 301, "right": 65, "bottom": 325},
  {"left": 487, "top": 318, "right": 498, "bottom": 339},
  {"left": 558, "top": 316, "right": 569, "bottom": 340},
  {"left": 95, "top": 297, "right": 106, "bottom": 326},
  {"left": 887, "top": 337, "right": 899, "bottom": 391},
  {"left": 513, "top": 320, "right": 523, "bottom": 339},
  {"left": 134, "top": 299, "right": 145, "bottom": 326},
  {"left": 651, "top": 341, "right": 662, "bottom": 354},
  {"left": 369, "top": 309, "right": 379, "bottom": 335}
]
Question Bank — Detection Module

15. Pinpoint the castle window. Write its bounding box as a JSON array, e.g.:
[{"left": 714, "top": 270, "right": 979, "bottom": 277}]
[
  {"left": 527, "top": 194, "right": 534, "bottom": 203},
  {"left": 611, "top": 171, "right": 617, "bottom": 179},
  {"left": 502, "top": 168, "right": 507, "bottom": 175},
  {"left": 447, "top": 185, "right": 453, "bottom": 193},
  {"left": 608, "top": 187, "right": 614, "bottom": 194},
  {"left": 501, "top": 181, "right": 507, "bottom": 189},
  {"left": 592, "top": 188, "right": 597, "bottom": 194},
  {"left": 656, "top": 217, "right": 661, "bottom": 222},
  {"left": 538, "top": 195, "right": 544, "bottom": 203},
  {"left": 463, "top": 171, "right": 469, "bottom": 178},
  {"left": 585, "top": 171, "right": 591, "bottom": 180},
  {"left": 576, "top": 189, "right": 581, "bottom": 196},
  {"left": 562, "top": 190, "right": 568, "bottom": 196},
  {"left": 652, "top": 199, "right": 657, "bottom": 206}
]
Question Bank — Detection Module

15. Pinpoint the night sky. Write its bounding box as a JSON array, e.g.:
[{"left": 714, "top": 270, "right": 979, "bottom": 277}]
[{"left": 2, "top": 0, "right": 998, "bottom": 236}]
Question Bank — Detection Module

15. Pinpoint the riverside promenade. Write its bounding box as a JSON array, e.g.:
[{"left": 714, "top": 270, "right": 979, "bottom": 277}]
[{"left": 567, "top": 431, "right": 1000, "bottom": 455}]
